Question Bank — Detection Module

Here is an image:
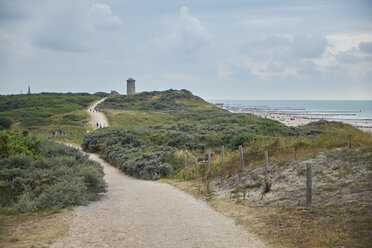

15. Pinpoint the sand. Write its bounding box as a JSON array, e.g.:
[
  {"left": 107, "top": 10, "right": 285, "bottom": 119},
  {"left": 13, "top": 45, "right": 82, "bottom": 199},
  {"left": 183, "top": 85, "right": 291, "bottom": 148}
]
[{"left": 265, "top": 113, "right": 372, "bottom": 133}]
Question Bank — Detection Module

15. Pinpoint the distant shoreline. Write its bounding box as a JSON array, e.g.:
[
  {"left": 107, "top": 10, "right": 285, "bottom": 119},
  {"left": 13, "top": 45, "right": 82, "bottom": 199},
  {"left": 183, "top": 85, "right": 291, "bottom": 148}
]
[{"left": 218, "top": 105, "right": 372, "bottom": 133}]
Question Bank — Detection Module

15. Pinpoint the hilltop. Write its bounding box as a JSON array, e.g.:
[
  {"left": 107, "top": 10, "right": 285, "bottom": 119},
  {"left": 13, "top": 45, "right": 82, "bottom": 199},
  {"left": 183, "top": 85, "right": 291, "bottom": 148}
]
[{"left": 100, "top": 89, "right": 215, "bottom": 111}]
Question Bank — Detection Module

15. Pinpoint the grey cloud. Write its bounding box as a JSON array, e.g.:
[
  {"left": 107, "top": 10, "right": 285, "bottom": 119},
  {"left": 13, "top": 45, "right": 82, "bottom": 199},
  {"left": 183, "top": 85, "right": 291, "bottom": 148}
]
[
  {"left": 35, "top": 2, "right": 122, "bottom": 52},
  {"left": 244, "top": 35, "right": 290, "bottom": 50},
  {"left": 336, "top": 51, "right": 361, "bottom": 64},
  {"left": 359, "top": 41, "right": 372, "bottom": 54},
  {"left": 239, "top": 35, "right": 291, "bottom": 63},
  {"left": 291, "top": 34, "right": 327, "bottom": 58},
  {"left": 0, "top": 0, "right": 31, "bottom": 20},
  {"left": 35, "top": 8, "right": 90, "bottom": 52},
  {"left": 0, "top": 0, "right": 371, "bottom": 99},
  {"left": 297, "top": 61, "right": 319, "bottom": 75}
]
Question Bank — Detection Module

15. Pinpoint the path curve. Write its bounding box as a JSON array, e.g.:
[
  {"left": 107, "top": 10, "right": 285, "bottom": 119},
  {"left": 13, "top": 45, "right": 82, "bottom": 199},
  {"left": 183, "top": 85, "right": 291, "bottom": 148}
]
[
  {"left": 52, "top": 154, "right": 266, "bottom": 248},
  {"left": 87, "top": 98, "right": 109, "bottom": 129},
  {"left": 52, "top": 99, "right": 266, "bottom": 248}
]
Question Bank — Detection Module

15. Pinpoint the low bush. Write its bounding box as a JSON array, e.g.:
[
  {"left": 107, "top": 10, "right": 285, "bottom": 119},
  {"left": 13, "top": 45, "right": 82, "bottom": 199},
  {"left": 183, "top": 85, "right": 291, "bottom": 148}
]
[
  {"left": 0, "top": 131, "right": 41, "bottom": 158},
  {"left": 0, "top": 140, "right": 106, "bottom": 213},
  {"left": 0, "top": 117, "right": 12, "bottom": 129}
]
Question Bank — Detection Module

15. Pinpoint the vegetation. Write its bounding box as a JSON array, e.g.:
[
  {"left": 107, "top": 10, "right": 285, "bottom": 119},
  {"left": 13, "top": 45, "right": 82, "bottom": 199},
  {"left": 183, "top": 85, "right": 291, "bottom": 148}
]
[
  {"left": 0, "top": 92, "right": 105, "bottom": 130},
  {"left": 0, "top": 130, "right": 41, "bottom": 158},
  {"left": 166, "top": 146, "right": 372, "bottom": 248},
  {"left": 83, "top": 89, "right": 368, "bottom": 181},
  {"left": 83, "top": 89, "right": 372, "bottom": 247},
  {"left": 0, "top": 131, "right": 106, "bottom": 213},
  {"left": 100, "top": 89, "right": 215, "bottom": 111},
  {"left": 1, "top": 89, "right": 371, "bottom": 247},
  {"left": 0, "top": 209, "right": 73, "bottom": 248}
]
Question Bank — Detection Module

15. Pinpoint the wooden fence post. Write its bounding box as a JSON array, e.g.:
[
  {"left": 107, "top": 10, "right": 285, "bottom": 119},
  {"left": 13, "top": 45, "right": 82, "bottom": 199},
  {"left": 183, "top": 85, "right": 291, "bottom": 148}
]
[
  {"left": 208, "top": 152, "right": 211, "bottom": 168},
  {"left": 221, "top": 145, "right": 225, "bottom": 167},
  {"left": 74, "top": 134, "right": 77, "bottom": 143},
  {"left": 239, "top": 145, "right": 244, "bottom": 170},
  {"left": 264, "top": 151, "right": 268, "bottom": 176},
  {"left": 306, "top": 163, "right": 312, "bottom": 207},
  {"left": 184, "top": 156, "right": 187, "bottom": 167},
  {"left": 195, "top": 157, "right": 198, "bottom": 167},
  {"left": 348, "top": 134, "right": 352, "bottom": 149}
]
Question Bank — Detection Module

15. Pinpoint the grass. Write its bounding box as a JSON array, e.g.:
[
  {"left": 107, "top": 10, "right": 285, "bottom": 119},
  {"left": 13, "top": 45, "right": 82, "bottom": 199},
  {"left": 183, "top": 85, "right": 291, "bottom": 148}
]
[
  {"left": 104, "top": 109, "right": 176, "bottom": 130},
  {"left": 0, "top": 92, "right": 105, "bottom": 145},
  {"left": 0, "top": 92, "right": 103, "bottom": 130},
  {"left": 0, "top": 209, "right": 74, "bottom": 248},
  {"left": 163, "top": 178, "right": 372, "bottom": 248}
]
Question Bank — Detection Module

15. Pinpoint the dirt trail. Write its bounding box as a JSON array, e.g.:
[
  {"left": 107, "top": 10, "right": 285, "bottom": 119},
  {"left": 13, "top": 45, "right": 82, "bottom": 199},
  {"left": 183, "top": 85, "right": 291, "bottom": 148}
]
[
  {"left": 88, "top": 98, "right": 109, "bottom": 129},
  {"left": 52, "top": 100, "right": 266, "bottom": 248}
]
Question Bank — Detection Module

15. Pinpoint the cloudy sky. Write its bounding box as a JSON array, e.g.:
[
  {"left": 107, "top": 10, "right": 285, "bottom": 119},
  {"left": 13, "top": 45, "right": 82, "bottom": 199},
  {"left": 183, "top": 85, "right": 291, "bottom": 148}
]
[{"left": 0, "top": 0, "right": 371, "bottom": 99}]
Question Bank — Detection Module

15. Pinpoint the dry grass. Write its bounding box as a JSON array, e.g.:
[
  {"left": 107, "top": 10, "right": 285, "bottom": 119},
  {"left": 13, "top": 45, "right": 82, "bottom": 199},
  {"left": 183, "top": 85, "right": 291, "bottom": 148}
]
[
  {"left": 0, "top": 209, "right": 74, "bottom": 248},
  {"left": 164, "top": 179, "right": 372, "bottom": 248}
]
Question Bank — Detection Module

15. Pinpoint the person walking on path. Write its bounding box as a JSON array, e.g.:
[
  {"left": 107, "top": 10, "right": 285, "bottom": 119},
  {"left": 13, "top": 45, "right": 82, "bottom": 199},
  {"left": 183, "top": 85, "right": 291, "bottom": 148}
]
[{"left": 87, "top": 98, "right": 109, "bottom": 130}]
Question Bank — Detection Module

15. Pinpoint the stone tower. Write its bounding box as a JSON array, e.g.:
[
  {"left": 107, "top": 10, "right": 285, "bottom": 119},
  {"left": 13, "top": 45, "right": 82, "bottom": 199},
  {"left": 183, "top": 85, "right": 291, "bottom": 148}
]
[{"left": 127, "top": 78, "right": 135, "bottom": 95}]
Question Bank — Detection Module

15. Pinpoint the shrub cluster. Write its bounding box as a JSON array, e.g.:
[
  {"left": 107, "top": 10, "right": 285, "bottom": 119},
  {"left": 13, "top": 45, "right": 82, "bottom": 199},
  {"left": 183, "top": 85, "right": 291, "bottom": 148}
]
[
  {"left": 84, "top": 89, "right": 330, "bottom": 181},
  {"left": 82, "top": 115, "right": 324, "bottom": 180},
  {"left": 0, "top": 140, "right": 106, "bottom": 213},
  {"left": 82, "top": 130, "right": 175, "bottom": 180},
  {"left": 0, "top": 131, "right": 41, "bottom": 158},
  {"left": 0, "top": 92, "right": 102, "bottom": 129}
]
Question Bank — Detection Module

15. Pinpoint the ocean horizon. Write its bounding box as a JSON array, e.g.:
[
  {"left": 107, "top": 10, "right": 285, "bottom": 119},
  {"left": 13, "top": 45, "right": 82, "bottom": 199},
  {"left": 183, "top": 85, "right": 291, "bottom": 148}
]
[{"left": 207, "top": 100, "right": 372, "bottom": 120}]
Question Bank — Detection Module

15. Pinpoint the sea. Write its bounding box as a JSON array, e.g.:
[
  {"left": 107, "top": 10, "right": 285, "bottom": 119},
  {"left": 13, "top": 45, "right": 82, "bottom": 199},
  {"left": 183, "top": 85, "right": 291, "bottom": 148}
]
[{"left": 207, "top": 100, "right": 372, "bottom": 120}]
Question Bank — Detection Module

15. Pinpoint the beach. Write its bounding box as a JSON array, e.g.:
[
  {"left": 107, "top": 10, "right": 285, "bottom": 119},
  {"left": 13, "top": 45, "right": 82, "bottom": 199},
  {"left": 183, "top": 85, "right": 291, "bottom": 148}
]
[{"left": 218, "top": 105, "right": 372, "bottom": 133}]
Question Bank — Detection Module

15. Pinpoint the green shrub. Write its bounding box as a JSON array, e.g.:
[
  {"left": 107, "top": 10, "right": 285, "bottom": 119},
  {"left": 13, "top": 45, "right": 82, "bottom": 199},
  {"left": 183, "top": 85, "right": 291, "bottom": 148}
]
[
  {"left": 229, "top": 132, "right": 260, "bottom": 148},
  {"left": 36, "top": 178, "right": 88, "bottom": 210},
  {"left": 0, "top": 117, "right": 12, "bottom": 129},
  {"left": 0, "top": 140, "right": 106, "bottom": 213},
  {"left": 0, "top": 131, "right": 41, "bottom": 158}
]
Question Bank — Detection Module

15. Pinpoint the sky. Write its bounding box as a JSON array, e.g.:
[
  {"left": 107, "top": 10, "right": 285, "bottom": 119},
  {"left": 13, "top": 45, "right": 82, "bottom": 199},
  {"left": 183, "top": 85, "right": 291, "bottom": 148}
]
[{"left": 0, "top": 0, "right": 372, "bottom": 100}]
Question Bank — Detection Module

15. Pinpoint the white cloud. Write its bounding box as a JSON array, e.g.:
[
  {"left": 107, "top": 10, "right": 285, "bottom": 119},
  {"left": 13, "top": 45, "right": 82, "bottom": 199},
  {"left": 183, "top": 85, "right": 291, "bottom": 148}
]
[
  {"left": 306, "top": 33, "right": 372, "bottom": 78},
  {"left": 91, "top": 3, "right": 121, "bottom": 31},
  {"left": 161, "top": 6, "right": 212, "bottom": 56},
  {"left": 327, "top": 33, "right": 372, "bottom": 53}
]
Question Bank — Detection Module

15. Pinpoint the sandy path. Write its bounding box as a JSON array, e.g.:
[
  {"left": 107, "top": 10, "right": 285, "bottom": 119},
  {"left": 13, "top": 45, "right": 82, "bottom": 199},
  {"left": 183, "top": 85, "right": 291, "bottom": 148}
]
[
  {"left": 88, "top": 98, "right": 109, "bottom": 129},
  {"left": 52, "top": 99, "right": 266, "bottom": 248},
  {"left": 52, "top": 153, "right": 265, "bottom": 248}
]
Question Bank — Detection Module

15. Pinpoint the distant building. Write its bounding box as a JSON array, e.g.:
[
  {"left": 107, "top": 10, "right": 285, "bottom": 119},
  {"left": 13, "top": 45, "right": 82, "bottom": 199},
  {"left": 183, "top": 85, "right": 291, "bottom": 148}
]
[
  {"left": 127, "top": 78, "right": 135, "bottom": 95},
  {"left": 215, "top": 103, "right": 224, "bottom": 108},
  {"left": 27, "top": 86, "right": 31, "bottom": 94},
  {"left": 110, "top": 90, "right": 119, "bottom": 95}
]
